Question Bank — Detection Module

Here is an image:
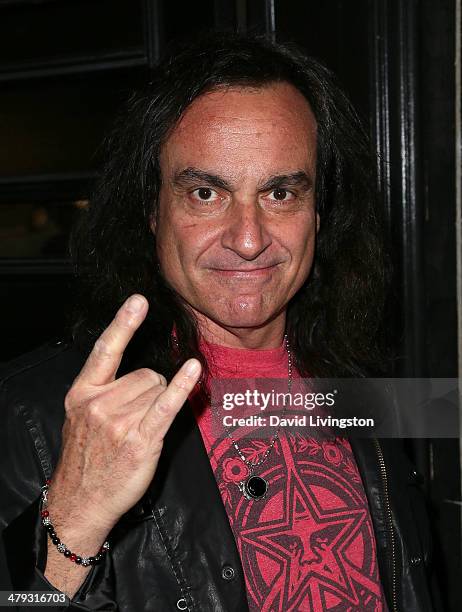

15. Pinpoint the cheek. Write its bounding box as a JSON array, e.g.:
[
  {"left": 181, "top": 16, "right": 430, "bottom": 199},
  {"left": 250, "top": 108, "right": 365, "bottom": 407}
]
[
  {"left": 155, "top": 210, "right": 213, "bottom": 274},
  {"left": 155, "top": 197, "right": 186, "bottom": 258},
  {"left": 281, "top": 214, "right": 317, "bottom": 261},
  {"left": 157, "top": 228, "right": 189, "bottom": 276}
]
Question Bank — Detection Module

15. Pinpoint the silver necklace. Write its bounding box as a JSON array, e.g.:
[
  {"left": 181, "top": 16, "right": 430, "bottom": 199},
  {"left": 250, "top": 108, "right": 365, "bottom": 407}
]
[
  {"left": 171, "top": 334, "right": 293, "bottom": 501},
  {"left": 223, "top": 334, "right": 292, "bottom": 501}
]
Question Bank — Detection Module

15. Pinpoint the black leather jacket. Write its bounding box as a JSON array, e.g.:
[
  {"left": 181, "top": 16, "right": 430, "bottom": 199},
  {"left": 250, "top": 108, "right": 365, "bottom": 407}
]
[{"left": 0, "top": 342, "right": 442, "bottom": 612}]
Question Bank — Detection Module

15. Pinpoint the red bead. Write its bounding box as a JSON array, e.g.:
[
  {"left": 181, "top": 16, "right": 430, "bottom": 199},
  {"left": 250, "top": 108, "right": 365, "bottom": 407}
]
[
  {"left": 70, "top": 554, "right": 77, "bottom": 562},
  {"left": 46, "top": 479, "right": 52, "bottom": 485},
  {"left": 41, "top": 510, "right": 49, "bottom": 517}
]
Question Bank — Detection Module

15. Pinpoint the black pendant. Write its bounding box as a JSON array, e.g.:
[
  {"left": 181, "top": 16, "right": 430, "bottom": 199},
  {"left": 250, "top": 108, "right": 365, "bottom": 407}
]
[{"left": 242, "top": 475, "right": 268, "bottom": 500}]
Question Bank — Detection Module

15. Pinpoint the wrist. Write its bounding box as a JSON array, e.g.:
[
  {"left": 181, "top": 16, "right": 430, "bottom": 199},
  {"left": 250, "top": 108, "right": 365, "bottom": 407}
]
[
  {"left": 41, "top": 482, "right": 111, "bottom": 567},
  {"left": 46, "top": 488, "right": 116, "bottom": 538}
]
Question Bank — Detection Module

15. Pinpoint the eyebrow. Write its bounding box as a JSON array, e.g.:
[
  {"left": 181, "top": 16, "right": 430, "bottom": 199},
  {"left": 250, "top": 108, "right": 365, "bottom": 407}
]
[
  {"left": 172, "top": 168, "right": 231, "bottom": 190},
  {"left": 171, "top": 167, "right": 313, "bottom": 192},
  {"left": 259, "top": 171, "right": 313, "bottom": 192}
]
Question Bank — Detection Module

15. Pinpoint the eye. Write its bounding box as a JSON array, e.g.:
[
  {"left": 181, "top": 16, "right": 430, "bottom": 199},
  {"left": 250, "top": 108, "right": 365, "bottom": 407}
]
[
  {"left": 267, "top": 188, "right": 295, "bottom": 202},
  {"left": 191, "top": 187, "right": 220, "bottom": 203}
]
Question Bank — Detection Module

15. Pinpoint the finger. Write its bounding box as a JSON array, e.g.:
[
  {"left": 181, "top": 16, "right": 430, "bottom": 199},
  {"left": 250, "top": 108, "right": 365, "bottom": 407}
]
[
  {"left": 117, "top": 383, "right": 167, "bottom": 417},
  {"left": 87, "top": 368, "right": 167, "bottom": 409},
  {"left": 139, "top": 359, "right": 202, "bottom": 440},
  {"left": 76, "top": 294, "right": 149, "bottom": 387}
]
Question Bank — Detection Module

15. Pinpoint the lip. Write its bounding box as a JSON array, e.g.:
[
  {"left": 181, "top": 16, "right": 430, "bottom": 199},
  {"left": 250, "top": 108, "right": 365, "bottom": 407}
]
[{"left": 208, "top": 264, "right": 280, "bottom": 278}]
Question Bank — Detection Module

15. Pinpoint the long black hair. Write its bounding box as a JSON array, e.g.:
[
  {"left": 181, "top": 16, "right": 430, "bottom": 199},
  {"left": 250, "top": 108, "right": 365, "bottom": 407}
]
[{"left": 70, "top": 33, "right": 389, "bottom": 379}]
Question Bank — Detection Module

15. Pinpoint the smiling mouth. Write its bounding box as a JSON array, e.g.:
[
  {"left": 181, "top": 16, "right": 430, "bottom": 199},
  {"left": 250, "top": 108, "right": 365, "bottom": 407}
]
[{"left": 208, "top": 264, "right": 281, "bottom": 278}]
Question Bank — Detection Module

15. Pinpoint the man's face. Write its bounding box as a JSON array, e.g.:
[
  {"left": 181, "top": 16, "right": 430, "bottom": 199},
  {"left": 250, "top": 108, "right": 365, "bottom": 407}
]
[{"left": 154, "top": 82, "right": 319, "bottom": 336}]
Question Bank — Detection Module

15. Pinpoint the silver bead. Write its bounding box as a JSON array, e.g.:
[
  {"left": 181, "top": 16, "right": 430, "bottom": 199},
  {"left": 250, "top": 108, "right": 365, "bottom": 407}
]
[
  {"left": 81, "top": 557, "right": 91, "bottom": 567},
  {"left": 102, "top": 541, "right": 110, "bottom": 550},
  {"left": 42, "top": 516, "right": 51, "bottom": 526},
  {"left": 57, "top": 543, "right": 66, "bottom": 553}
]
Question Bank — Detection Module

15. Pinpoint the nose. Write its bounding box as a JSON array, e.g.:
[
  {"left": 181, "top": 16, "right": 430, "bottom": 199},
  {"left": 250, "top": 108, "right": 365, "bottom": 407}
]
[{"left": 221, "top": 201, "right": 272, "bottom": 261}]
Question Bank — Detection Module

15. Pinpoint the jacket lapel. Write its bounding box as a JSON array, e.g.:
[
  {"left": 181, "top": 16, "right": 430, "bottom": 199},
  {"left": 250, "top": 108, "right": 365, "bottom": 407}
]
[
  {"left": 147, "top": 401, "right": 249, "bottom": 611},
  {"left": 348, "top": 437, "right": 394, "bottom": 609}
]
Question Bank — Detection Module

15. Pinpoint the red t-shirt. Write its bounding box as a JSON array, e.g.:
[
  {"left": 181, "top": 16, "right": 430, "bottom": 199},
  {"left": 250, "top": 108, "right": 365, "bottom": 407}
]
[{"left": 191, "top": 341, "right": 387, "bottom": 611}]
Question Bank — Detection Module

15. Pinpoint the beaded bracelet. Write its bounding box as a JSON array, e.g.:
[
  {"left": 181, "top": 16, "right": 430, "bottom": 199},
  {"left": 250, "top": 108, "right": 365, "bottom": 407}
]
[{"left": 41, "top": 480, "right": 110, "bottom": 568}]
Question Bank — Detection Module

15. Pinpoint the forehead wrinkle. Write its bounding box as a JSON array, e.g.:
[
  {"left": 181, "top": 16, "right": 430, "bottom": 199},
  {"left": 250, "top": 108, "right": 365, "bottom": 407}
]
[
  {"left": 174, "top": 117, "right": 313, "bottom": 155},
  {"left": 182, "top": 118, "right": 297, "bottom": 134},
  {"left": 177, "top": 107, "right": 304, "bottom": 133}
]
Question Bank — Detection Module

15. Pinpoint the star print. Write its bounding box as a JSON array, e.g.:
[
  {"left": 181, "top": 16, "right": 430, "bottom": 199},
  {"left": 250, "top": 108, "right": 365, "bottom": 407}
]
[
  {"left": 200, "top": 420, "right": 385, "bottom": 611},
  {"left": 239, "top": 462, "right": 368, "bottom": 611}
]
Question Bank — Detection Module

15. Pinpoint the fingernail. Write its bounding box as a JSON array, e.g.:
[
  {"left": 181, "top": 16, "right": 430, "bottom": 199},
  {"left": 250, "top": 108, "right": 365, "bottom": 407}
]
[
  {"left": 126, "top": 295, "right": 145, "bottom": 314},
  {"left": 185, "top": 359, "right": 201, "bottom": 376}
]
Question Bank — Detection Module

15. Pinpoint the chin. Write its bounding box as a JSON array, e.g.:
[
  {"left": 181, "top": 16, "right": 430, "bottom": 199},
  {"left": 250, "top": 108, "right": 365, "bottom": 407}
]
[{"left": 207, "top": 304, "right": 276, "bottom": 330}]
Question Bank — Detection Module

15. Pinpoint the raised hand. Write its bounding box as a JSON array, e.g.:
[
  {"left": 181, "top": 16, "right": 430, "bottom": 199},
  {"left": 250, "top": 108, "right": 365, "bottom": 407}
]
[{"left": 45, "top": 294, "right": 201, "bottom": 595}]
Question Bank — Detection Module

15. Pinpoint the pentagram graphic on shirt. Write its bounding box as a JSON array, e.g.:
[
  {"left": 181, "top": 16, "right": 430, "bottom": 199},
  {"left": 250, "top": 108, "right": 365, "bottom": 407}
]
[{"left": 207, "top": 432, "right": 386, "bottom": 612}]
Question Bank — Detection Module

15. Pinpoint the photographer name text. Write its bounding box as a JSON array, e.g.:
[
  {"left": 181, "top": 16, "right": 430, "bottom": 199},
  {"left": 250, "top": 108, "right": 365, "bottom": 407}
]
[{"left": 222, "top": 414, "right": 375, "bottom": 429}]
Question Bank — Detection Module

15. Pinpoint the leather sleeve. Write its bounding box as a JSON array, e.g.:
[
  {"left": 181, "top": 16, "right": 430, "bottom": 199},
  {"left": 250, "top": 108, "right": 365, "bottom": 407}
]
[
  {"left": 0, "top": 354, "right": 119, "bottom": 611},
  {"left": 384, "top": 439, "right": 445, "bottom": 612},
  {"left": 2, "top": 496, "right": 116, "bottom": 611}
]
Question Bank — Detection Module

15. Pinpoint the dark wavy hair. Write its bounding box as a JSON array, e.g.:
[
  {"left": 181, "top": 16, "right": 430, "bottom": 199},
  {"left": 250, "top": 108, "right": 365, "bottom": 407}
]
[{"left": 70, "top": 33, "right": 389, "bottom": 379}]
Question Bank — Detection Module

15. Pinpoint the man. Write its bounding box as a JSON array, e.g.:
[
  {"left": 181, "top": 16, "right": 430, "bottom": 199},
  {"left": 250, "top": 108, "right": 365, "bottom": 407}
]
[{"left": 1, "top": 34, "right": 439, "bottom": 611}]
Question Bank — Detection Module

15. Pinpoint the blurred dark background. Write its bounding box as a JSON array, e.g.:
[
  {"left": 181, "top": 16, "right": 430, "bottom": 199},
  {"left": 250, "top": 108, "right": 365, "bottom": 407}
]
[{"left": 0, "top": 0, "right": 460, "bottom": 608}]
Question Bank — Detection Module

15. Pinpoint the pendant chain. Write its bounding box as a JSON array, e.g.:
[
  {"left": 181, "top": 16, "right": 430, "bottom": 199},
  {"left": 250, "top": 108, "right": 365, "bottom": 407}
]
[
  {"left": 224, "top": 334, "right": 292, "bottom": 471},
  {"left": 172, "top": 333, "right": 293, "bottom": 471}
]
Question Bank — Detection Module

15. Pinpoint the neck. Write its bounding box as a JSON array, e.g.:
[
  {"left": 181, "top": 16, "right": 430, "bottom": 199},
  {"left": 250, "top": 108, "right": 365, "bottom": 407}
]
[{"left": 194, "top": 310, "right": 287, "bottom": 350}]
